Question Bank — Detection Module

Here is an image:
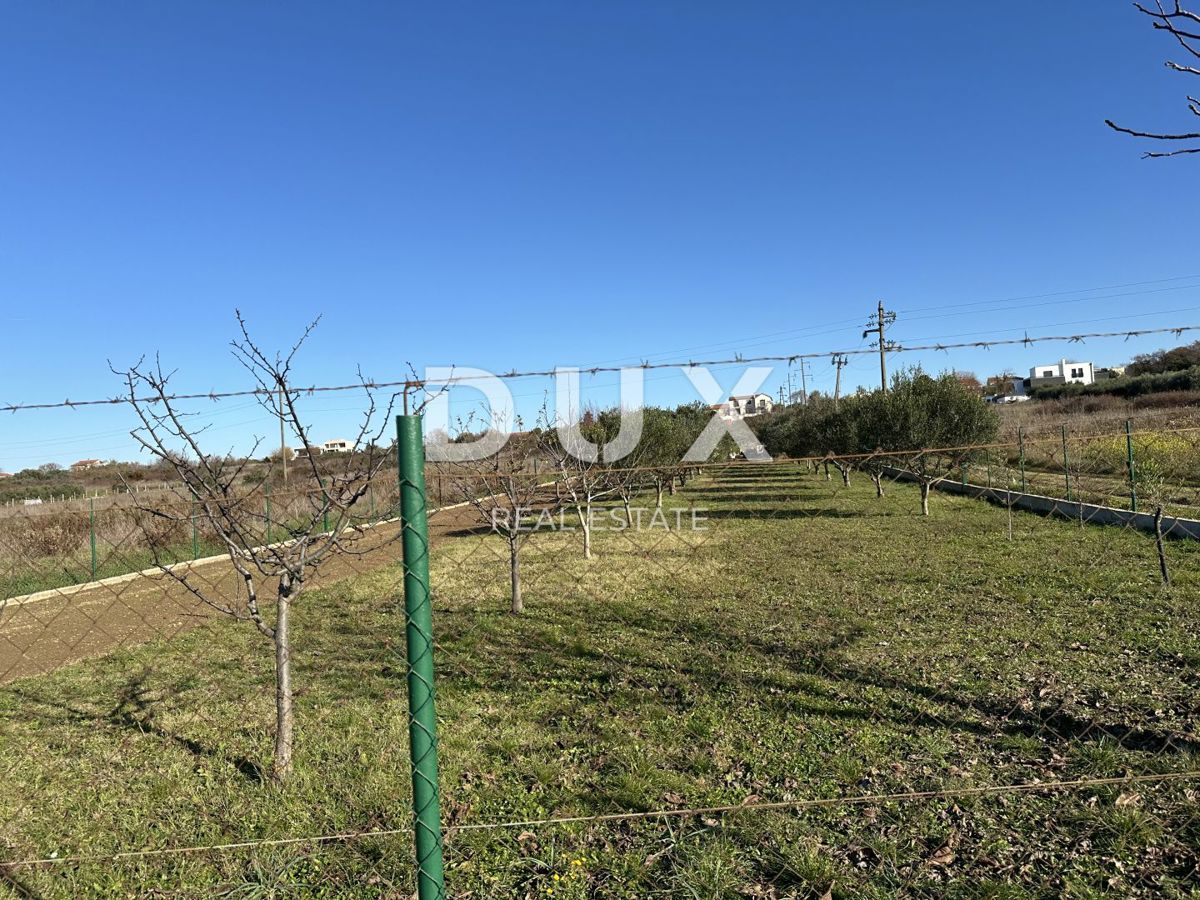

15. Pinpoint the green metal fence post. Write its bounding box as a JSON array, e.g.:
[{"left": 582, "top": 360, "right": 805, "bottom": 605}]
[
  {"left": 1018, "top": 427, "right": 1027, "bottom": 493},
  {"left": 1126, "top": 418, "right": 1138, "bottom": 513},
  {"left": 396, "top": 414, "right": 446, "bottom": 900},
  {"left": 1060, "top": 424, "right": 1072, "bottom": 502},
  {"left": 985, "top": 449, "right": 992, "bottom": 488},
  {"left": 192, "top": 503, "right": 199, "bottom": 560},
  {"left": 89, "top": 498, "right": 97, "bottom": 581}
]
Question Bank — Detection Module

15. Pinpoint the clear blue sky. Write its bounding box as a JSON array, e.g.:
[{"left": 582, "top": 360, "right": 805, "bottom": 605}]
[{"left": 1, "top": 2, "right": 1197, "bottom": 469}]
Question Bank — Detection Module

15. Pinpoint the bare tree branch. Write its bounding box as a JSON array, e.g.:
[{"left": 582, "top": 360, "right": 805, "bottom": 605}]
[{"left": 1110, "top": 0, "right": 1200, "bottom": 157}]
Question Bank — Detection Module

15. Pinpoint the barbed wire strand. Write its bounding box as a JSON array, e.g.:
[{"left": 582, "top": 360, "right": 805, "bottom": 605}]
[{"left": 3, "top": 324, "right": 1197, "bottom": 414}]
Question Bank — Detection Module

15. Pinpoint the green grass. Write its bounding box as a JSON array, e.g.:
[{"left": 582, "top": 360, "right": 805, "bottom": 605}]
[{"left": 2, "top": 466, "right": 1200, "bottom": 897}]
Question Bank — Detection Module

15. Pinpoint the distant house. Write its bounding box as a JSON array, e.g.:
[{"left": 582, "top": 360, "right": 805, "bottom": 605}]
[
  {"left": 321, "top": 438, "right": 352, "bottom": 453},
  {"left": 0, "top": 471, "right": 12, "bottom": 479},
  {"left": 986, "top": 377, "right": 1031, "bottom": 403},
  {"left": 1029, "top": 359, "right": 1094, "bottom": 388},
  {"left": 70, "top": 459, "right": 102, "bottom": 471},
  {"left": 710, "top": 394, "right": 774, "bottom": 421},
  {"left": 295, "top": 445, "right": 322, "bottom": 459}
]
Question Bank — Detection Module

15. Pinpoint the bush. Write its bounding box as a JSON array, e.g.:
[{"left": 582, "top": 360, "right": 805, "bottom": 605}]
[{"left": 2, "top": 512, "right": 89, "bottom": 559}]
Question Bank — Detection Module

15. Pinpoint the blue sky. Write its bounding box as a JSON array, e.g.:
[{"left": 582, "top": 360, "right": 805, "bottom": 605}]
[{"left": 1, "top": 2, "right": 1198, "bottom": 469}]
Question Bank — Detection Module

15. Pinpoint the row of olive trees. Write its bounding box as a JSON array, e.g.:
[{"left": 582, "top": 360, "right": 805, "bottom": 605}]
[{"left": 752, "top": 368, "right": 1000, "bottom": 515}]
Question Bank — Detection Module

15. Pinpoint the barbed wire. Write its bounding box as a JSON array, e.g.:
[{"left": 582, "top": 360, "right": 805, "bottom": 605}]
[
  {"left": 5, "top": 770, "right": 1195, "bottom": 869},
  {"left": 3, "top": 324, "right": 1197, "bottom": 414}
]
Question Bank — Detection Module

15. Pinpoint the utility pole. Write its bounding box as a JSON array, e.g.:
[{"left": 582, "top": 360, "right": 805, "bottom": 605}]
[
  {"left": 799, "top": 359, "right": 810, "bottom": 405},
  {"left": 279, "top": 385, "right": 288, "bottom": 485},
  {"left": 832, "top": 354, "right": 848, "bottom": 409},
  {"left": 863, "top": 300, "right": 897, "bottom": 392}
]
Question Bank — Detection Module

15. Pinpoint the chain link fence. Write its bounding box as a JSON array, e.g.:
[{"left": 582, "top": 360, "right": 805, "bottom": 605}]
[{"left": 3, "top": 413, "right": 1200, "bottom": 897}]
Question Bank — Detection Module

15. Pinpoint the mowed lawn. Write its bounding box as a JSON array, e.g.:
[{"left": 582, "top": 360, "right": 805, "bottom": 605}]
[{"left": 2, "top": 464, "right": 1200, "bottom": 898}]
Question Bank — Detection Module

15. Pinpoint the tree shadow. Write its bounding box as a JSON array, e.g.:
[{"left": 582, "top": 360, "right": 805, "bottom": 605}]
[
  {"left": 433, "top": 590, "right": 1200, "bottom": 761},
  {"left": 717, "top": 625, "right": 1200, "bottom": 757},
  {"left": 699, "top": 507, "right": 881, "bottom": 521},
  {"left": 0, "top": 867, "right": 43, "bottom": 899},
  {"left": 5, "top": 670, "right": 266, "bottom": 783}
]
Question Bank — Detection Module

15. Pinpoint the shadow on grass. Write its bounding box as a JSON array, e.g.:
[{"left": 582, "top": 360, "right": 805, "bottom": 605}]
[
  {"left": 434, "top": 590, "right": 1200, "bottom": 762},
  {"left": 0, "top": 867, "right": 42, "bottom": 899},
  {"left": 699, "top": 507, "right": 885, "bottom": 521},
  {"left": 5, "top": 670, "right": 267, "bottom": 783}
]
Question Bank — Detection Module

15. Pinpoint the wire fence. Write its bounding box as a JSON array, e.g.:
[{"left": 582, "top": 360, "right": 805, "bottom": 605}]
[
  {"left": 4, "top": 401, "right": 1200, "bottom": 895},
  {"left": 7, "top": 321, "right": 1200, "bottom": 900}
]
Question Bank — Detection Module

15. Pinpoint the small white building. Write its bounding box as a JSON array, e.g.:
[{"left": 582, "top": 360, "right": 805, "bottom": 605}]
[
  {"left": 1029, "top": 359, "right": 1094, "bottom": 386},
  {"left": 321, "top": 438, "right": 352, "bottom": 453},
  {"left": 710, "top": 394, "right": 774, "bottom": 421}
]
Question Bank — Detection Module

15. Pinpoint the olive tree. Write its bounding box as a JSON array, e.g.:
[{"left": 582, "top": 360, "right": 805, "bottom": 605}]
[{"left": 851, "top": 368, "right": 999, "bottom": 515}]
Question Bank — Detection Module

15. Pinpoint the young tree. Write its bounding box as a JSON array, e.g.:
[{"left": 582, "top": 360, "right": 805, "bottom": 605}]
[
  {"left": 436, "top": 427, "right": 550, "bottom": 614},
  {"left": 1106, "top": 1, "right": 1200, "bottom": 158},
  {"left": 116, "top": 315, "right": 397, "bottom": 781},
  {"left": 539, "top": 409, "right": 609, "bottom": 560}
]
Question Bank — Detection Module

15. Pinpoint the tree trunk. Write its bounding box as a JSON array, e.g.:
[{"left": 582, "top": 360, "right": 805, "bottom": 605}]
[
  {"left": 824, "top": 460, "right": 831, "bottom": 481},
  {"left": 872, "top": 471, "right": 884, "bottom": 498},
  {"left": 509, "top": 536, "right": 523, "bottom": 614},
  {"left": 667, "top": 478, "right": 676, "bottom": 496},
  {"left": 578, "top": 503, "right": 592, "bottom": 560},
  {"left": 622, "top": 496, "right": 633, "bottom": 526},
  {"left": 655, "top": 481, "right": 664, "bottom": 509},
  {"left": 841, "top": 466, "right": 850, "bottom": 487},
  {"left": 273, "top": 591, "right": 294, "bottom": 781},
  {"left": 1154, "top": 505, "right": 1170, "bottom": 586},
  {"left": 920, "top": 480, "right": 931, "bottom": 516}
]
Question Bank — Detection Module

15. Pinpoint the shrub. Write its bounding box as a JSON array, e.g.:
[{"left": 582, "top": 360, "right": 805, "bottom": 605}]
[{"left": 2, "top": 512, "right": 89, "bottom": 559}]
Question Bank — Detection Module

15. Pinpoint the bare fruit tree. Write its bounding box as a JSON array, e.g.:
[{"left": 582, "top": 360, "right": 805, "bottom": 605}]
[
  {"left": 433, "top": 427, "right": 551, "bottom": 614},
  {"left": 539, "top": 409, "right": 614, "bottom": 560},
  {"left": 115, "top": 314, "right": 398, "bottom": 781},
  {"left": 1107, "top": 1, "right": 1200, "bottom": 157}
]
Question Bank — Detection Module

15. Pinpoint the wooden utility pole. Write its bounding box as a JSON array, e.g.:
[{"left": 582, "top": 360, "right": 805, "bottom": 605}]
[
  {"left": 863, "top": 300, "right": 897, "bottom": 392},
  {"left": 799, "top": 359, "right": 810, "bottom": 405},
  {"left": 832, "top": 354, "right": 848, "bottom": 409}
]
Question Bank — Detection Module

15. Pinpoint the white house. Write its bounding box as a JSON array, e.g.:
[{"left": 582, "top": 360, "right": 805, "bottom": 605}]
[
  {"left": 322, "top": 438, "right": 352, "bottom": 453},
  {"left": 710, "top": 393, "right": 774, "bottom": 421},
  {"left": 1029, "top": 359, "right": 1094, "bottom": 386}
]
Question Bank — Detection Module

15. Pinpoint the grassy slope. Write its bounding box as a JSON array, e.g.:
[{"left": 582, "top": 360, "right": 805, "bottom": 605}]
[{"left": 2, "top": 465, "right": 1199, "bottom": 898}]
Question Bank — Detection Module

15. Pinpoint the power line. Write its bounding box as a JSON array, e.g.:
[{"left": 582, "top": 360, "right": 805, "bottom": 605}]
[{"left": 571, "top": 276, "right": 1200, "bottom": 369}]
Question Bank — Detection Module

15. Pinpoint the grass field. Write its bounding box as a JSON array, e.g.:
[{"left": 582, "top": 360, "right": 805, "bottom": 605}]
[{"left": 2, "top": 465, "right": 1199, "bottom": 898}]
